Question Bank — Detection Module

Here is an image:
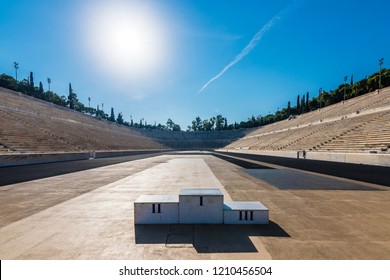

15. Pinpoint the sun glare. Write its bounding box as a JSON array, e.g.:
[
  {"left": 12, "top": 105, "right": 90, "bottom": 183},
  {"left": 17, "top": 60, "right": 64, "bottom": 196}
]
[{"left": 82, "top": 1, "right": 169, "bottom": 86}]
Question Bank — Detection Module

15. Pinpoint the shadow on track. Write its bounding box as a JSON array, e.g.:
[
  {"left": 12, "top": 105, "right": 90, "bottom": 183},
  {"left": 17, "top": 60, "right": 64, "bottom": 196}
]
[
  {"left": 135, "top": 221, "right": 289, "bottom": 253},
  {"left": 214, "top": 151, "right": 390, "bottom": 187}
]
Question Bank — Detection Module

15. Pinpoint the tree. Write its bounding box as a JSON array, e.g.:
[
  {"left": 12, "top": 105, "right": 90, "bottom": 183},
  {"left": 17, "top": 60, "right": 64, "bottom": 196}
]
[
  {"left": 38, "top": 81, "right": 44, "bottom": 98},
  {"left": 68, "top": 83, "right": 75, "bottom": 109},
  {"left": 301, "top": 94, "right": 306, "bottom": 113},
  {"left": 287, "top": 101, "right": 291, "bottom": 116},
  {"left": 29, "top": 72, "right": 34, "bottom": 88},
  {"left": 322, "top": 90, "right": 331, "bottom": 106},
  {"left": 66, "top": 83, "right": 83, "bottom": 111},
  {"left": 17, "top": 78, "right": 30, "bottom": 95},
  {"left": 28, "top": 72, "right": 35, "bottom": 96},
  {"left": 191, "top": 116, "right": 203, "bottom": 131},
  {"left": 116, "top": 112, "right": 124, "bottom": 124},
  {"left": 297, "top": 95, "right": 300, "bottom": 114},
  {"left": 305, "top": 92, "right": 309, "bottom": 112},
  {"left": 203, "top": 119, "right": 213, "bottom": 131},
  {"left": 110, "top": 107, "right": 115, "bottom": 122},
  {"left": 250, "top": 115, "right": 256, "bottom": 127},
  {"left": 0, "top": 74, "right": 17, "bottom": 90},
  {"left": 172, "top": 124, "right": 181, "bottom": 131},
  {"left": 166, "top": 118, "right": 174, "bottom": 130},
  {"left": 166, "top": 118, "right": 181, "bottom": 131},
  {"left": 215, "top": 115, "right": 225, "bottom": 131}
]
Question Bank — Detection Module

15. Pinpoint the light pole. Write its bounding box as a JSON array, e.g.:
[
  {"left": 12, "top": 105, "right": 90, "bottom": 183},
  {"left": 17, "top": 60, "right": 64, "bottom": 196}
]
[
  {"left": 343, "top": 75, "right": 348, "bottom": 102},
  {"left": 13, "top": 62, "right": 19, "bottom": 81},
  {"left": 379, "top": 58, "right": 384, "bottom": 92}
]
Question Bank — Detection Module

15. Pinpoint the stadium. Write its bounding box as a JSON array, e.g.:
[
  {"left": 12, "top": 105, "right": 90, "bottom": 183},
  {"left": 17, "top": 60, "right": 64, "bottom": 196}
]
[
  {"left": 1, "top": 0, "right": 390, "bottom": 267},
  {"left": 0, "top": 85, "right": 389, "bottom": 260}
]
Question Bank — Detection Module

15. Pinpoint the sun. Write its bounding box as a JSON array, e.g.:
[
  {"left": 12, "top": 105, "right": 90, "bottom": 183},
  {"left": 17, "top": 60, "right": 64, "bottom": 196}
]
[{"left": 82, "top": 1, "right": 169, "bottom": 84}]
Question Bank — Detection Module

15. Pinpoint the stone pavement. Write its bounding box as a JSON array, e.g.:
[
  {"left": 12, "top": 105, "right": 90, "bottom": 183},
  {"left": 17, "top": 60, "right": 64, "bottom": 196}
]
[{"left": 0, "top": 153, "right": 389, "bottom": 259}]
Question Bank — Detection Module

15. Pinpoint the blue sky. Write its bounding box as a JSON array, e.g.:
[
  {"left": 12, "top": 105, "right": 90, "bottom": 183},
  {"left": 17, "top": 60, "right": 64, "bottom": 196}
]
[{"left": 1, "top": 0, "right": 389, "bottom": 129}]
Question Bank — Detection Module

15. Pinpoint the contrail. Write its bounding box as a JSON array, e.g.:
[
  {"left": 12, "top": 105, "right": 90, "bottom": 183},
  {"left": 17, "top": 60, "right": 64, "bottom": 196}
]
[{"left": 198, "top": 2, "right": 298, "bottom": 93}]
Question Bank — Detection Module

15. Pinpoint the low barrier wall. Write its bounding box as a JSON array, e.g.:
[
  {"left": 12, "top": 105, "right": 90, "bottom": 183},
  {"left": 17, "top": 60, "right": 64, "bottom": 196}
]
[
  {"left": 0, "top": 152, "right": 90, "bottom": 167},
  {"left": 0, "top": 149, "right": 168, "bottom": 167},
  {"left": 306, "top": 152, "right": 390, "bottom": 167},
  {"left": 94, "top": 149, "right": 165, "bottom": 158},
  {"left": 218, "top": 149, "right": 390, "bottom": 167}
]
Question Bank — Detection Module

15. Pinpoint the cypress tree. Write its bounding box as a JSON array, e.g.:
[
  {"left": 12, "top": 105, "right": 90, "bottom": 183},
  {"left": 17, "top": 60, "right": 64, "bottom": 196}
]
[
  {"left": 110, "top": 107, "right": 115, "bottom": 122},
  {"left": 306, "top": 92, "right": 309, "bottom": 111},
  {"left": 287, "top": 101, "right": 291, "bottom": 116},
  {"left": 38, "top": 81, "right": 44, "bottom": 98},
  {"left": 67, "top": 83, "right": 79, "bottom": 110},
  {"left": 29, "top": 72, "right": 34, "bottom": 95},
  {"left": 68, "top": 83, "right": 74, "bottom": 109}
]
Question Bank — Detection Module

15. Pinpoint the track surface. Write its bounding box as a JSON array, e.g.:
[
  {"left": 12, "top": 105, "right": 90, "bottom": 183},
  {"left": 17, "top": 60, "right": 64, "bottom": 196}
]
[
  {"left": 0, "top": 152, "right": 389, "bottom": 259},
  {"left": 1, "top": 151, "right": 389, "bottom": 187}
]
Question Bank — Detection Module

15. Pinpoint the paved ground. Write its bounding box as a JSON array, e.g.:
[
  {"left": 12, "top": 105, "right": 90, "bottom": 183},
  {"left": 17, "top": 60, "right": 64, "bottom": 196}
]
[{"left": 0, "top": 152, "right": 389, "bottom": 259}]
